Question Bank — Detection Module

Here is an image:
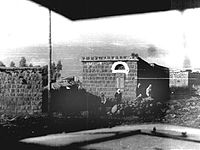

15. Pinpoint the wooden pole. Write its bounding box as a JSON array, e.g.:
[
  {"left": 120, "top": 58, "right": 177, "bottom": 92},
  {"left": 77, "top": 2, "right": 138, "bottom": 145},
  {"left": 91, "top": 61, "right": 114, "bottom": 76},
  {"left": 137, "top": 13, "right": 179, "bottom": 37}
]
[{"left": 48, "top": 9, "right": 52, "bottom": 114}]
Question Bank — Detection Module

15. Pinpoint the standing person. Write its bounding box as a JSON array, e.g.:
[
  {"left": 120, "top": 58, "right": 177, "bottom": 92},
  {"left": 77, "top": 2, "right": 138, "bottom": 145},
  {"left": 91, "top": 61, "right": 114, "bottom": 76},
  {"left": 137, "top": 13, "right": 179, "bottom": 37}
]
[
  {"left": 114, "top": 89, "right": 122, "bottom": 113},
  {"left": 136, "top": 83, "right": 143, "bottom": 98},
  {"left": 115, "top": 89, "right": 122, "bottom": 105},
  {"left": 100, "top": 93, "right": 107, "bottom": 104},
  {"left": 135, "top": 83, "right": 144, "bottom": 105},
  {"left": 110, "top": 89, "right": 122, "bottom": 115},
  {"left": 99, "top": 93, "right": 107, "bottom": 115},
  {"left": 146, "top": 84, "right": 152, "bottom": 97}
]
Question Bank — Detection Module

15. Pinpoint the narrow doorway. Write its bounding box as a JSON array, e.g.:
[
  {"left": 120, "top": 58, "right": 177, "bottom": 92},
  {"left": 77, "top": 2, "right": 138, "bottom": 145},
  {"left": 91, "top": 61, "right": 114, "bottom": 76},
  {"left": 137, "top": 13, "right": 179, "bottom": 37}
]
[{"left": 116, "top": 73, "right": 125, "bottom": 90}]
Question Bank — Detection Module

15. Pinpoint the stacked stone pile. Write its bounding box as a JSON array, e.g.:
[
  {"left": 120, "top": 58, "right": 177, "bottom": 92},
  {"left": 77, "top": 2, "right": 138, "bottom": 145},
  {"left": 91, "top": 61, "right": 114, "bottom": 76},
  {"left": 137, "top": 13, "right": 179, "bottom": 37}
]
[{"left": 0, "top": 68, "right": 43, "bottom": 115}]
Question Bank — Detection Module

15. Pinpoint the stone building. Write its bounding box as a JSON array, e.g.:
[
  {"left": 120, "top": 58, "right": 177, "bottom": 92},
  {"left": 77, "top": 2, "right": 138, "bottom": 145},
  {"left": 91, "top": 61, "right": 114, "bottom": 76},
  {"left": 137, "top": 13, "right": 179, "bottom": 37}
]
[
  {"left": 81, "top": 53, "right": 170, "bottom": 102},
  {"left": 170, "top": 69, "right": 200, "bottom": 96},
  {"left": 0, "top": 67, "right": 43, "bottom": 115},
  {"left": 170, "top": 70, "right": 191, "bottom": 88}
]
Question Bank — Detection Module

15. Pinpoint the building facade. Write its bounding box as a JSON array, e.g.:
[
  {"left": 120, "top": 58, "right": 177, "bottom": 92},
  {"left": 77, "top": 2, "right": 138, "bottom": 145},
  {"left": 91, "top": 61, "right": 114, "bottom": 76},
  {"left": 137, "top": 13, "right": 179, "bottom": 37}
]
[{"left": 82, "top": 53, "right": 170, "bottom": 102}]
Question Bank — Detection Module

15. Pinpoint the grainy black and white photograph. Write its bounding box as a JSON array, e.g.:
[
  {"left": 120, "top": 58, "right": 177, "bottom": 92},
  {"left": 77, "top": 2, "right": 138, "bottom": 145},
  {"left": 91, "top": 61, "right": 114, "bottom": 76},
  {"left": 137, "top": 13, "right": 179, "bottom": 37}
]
[{"left": 1, "top": 0, "right": 200, "bottom": 149}]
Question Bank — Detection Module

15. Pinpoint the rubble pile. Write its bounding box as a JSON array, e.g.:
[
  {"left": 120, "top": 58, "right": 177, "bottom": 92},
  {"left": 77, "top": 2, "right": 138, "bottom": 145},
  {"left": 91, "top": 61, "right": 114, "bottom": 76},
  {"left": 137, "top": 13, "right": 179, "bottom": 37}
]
[
  {"left": 163, "top": 96, "right": 200, "bottom": 128},
  {"left": 108, "top": 97, "right": 168, "bottom": 122}
]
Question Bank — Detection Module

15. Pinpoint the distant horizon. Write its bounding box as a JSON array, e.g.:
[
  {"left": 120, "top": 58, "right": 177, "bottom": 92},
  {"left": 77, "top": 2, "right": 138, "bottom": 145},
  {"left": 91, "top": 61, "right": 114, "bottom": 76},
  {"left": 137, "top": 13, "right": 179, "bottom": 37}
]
[
  {"left": 1, "top": 0, "right": 200, "bottom": 77},
  {"left": 1, "top": 46, "right": 199, "bottom": 79}
]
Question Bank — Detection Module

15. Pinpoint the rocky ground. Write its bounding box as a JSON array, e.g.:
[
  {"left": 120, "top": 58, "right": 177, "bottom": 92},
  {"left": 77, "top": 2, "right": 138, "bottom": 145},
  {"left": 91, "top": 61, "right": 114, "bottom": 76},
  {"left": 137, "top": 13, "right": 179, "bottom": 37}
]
[
  {"left": 163, "top": 96, "right": 200, "bottom": 128},
  {"left": 1, "top": 96, "right": 200, "bottom": 142},
  {"left": 0, "top": 113, "right": 125, "bottom": 141}
]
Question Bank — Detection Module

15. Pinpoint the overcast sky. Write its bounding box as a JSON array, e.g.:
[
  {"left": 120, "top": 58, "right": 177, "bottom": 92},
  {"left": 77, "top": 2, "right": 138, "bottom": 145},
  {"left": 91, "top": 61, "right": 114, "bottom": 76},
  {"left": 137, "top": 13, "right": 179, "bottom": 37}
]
[{"left": 1, "top": 0, "right": 200, "bottom": 71}]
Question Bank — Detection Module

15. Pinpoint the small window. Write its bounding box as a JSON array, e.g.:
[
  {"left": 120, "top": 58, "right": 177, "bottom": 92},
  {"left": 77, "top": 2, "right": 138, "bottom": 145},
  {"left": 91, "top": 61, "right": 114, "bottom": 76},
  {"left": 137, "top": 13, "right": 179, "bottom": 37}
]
[{"left": 115, "top": 64, "right": 125, "bottom": 70}]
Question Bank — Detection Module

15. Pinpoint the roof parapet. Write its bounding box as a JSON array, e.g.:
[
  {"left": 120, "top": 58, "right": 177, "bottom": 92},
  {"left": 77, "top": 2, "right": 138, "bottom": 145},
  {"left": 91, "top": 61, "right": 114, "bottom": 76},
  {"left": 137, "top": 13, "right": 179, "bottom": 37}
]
[{"left": 82, "top": 53, "right": 139, "bottom": 62}]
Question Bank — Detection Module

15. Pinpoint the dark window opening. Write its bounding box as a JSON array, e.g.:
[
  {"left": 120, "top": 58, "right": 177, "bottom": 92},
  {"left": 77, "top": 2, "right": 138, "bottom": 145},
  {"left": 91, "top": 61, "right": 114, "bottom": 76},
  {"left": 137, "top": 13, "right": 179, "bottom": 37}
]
[{"left": 115, "top": 64, "right": 125, "bottom": 70}]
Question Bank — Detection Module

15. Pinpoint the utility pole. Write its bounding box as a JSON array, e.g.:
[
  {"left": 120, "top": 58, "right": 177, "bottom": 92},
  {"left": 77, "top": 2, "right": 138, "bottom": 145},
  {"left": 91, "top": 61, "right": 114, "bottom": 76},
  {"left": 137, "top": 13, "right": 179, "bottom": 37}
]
[{"left": 48, "top": 9, "right": 52, "bottom": 115}]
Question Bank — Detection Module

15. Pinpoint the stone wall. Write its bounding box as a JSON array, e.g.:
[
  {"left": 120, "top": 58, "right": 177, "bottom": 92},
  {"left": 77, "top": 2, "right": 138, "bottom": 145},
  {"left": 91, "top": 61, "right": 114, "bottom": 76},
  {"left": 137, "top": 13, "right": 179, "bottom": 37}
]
[
  {"left": 81, "top": 55, "right": 138, "bottom": 101},
  {"left": 170, "top": 70, "right": 200, "bottom": 97},
  {"left": 170, "top": 70, "right": 189, "bottom": 87},
  {"left": 0, "top": 67, "right": 43, "bottom": 115}
]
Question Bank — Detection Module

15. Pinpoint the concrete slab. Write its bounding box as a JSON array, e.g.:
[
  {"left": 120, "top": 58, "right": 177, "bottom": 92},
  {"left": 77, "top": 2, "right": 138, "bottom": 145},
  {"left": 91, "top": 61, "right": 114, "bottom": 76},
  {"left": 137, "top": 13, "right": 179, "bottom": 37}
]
[{"left": 20, "top": 123, "right": 200, "bottom": 149}]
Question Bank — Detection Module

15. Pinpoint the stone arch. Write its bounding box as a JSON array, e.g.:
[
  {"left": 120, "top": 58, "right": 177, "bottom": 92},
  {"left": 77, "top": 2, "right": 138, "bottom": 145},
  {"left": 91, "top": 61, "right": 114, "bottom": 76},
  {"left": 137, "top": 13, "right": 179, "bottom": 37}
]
[{"left": 111, "top": 61, "right": 129, "bottom": 75}]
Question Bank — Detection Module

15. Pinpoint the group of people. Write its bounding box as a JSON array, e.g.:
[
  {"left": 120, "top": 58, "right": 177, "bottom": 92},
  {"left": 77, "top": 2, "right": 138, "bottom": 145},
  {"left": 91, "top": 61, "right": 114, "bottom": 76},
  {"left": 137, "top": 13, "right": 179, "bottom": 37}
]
[
  {"left": 99, "top": 83, "right": 153, "bottom": 115},
  {"left": 99, "top": 89, "right": 122, "bottom": 115}
]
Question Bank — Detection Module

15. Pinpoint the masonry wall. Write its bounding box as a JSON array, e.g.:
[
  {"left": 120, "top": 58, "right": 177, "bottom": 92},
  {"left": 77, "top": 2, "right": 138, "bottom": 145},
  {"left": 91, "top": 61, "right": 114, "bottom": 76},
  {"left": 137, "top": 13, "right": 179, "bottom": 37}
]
[
  {"left": 125, "top": 61, "right": 138, "bottom": 100},
  {"left": 170, "top": 71, "right": 200, "bottom": 96},
  {"left": 0, "top": 67, "right": 43, "bottom": 115},
  {"left": 170, "top": 71, "right": 189, "bottom": 87},
  {"left": 190, "top": 72, "right": 200, "bottom": 95},
  {"left": 82, "top": 56, "right": 138, "bottom": 101}
]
